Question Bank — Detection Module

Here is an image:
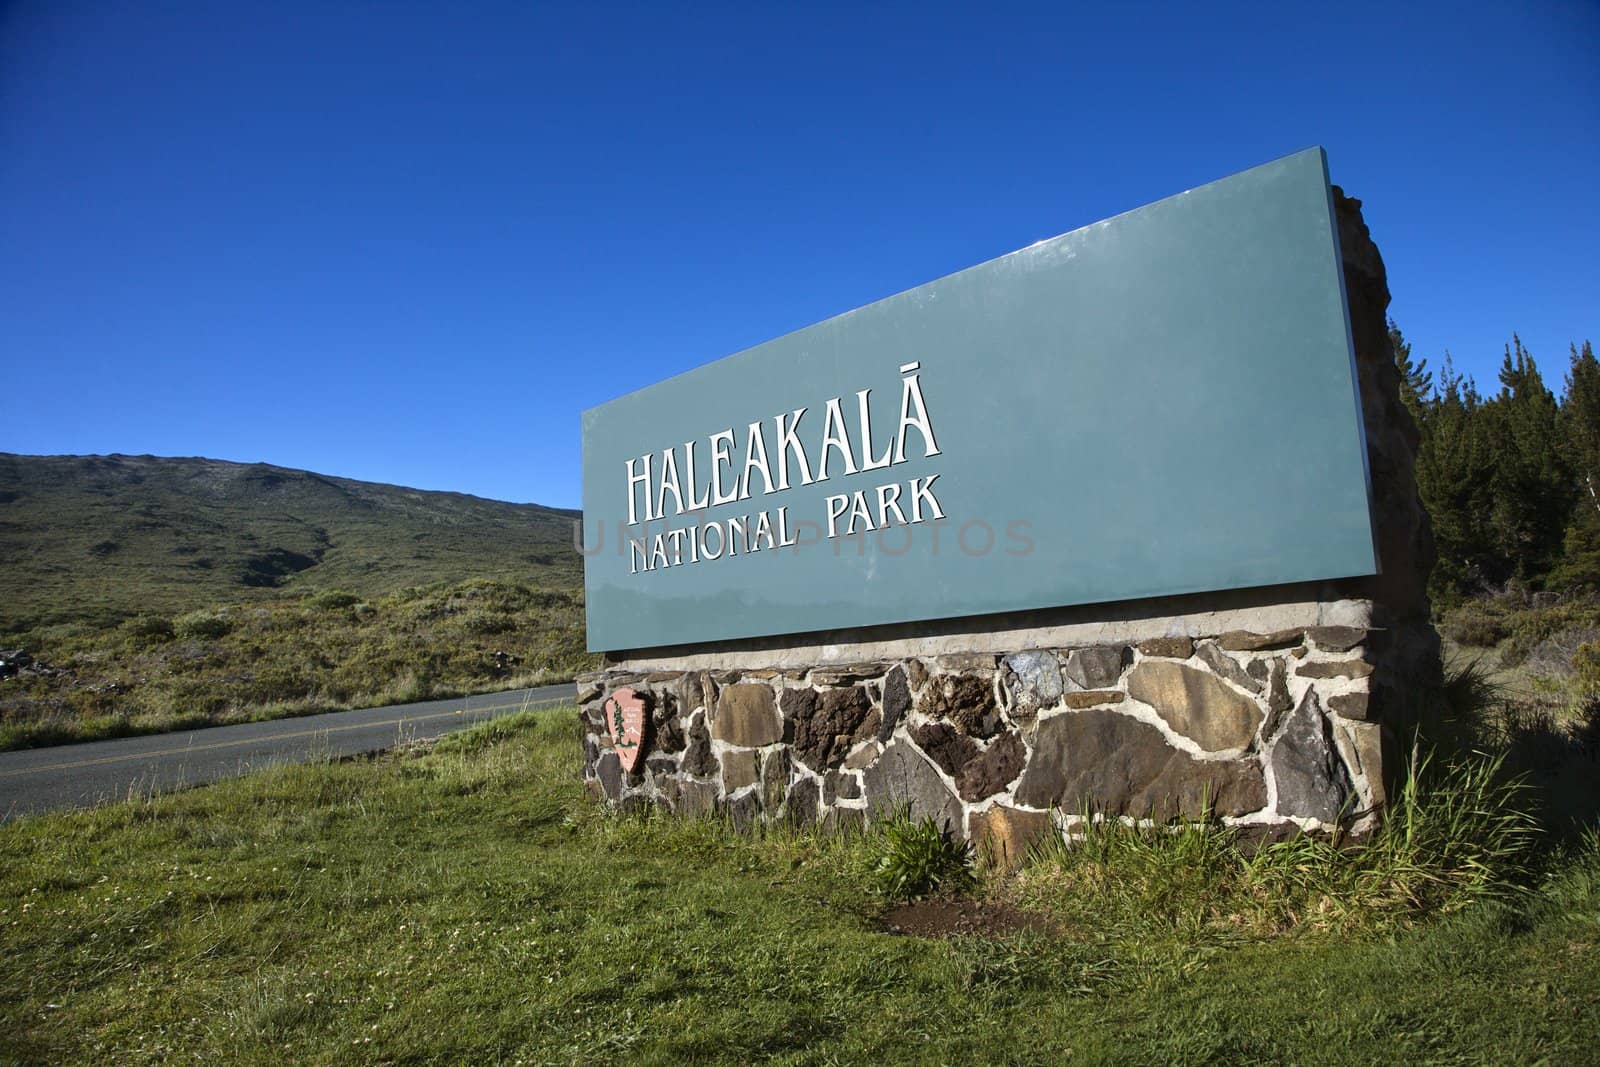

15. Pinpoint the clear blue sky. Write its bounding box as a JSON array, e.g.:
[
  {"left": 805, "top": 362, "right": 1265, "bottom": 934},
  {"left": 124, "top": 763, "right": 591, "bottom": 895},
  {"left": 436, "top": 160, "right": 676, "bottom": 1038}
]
[{"left": 3, "top": 2, "right": 1595, "bottom": 509}]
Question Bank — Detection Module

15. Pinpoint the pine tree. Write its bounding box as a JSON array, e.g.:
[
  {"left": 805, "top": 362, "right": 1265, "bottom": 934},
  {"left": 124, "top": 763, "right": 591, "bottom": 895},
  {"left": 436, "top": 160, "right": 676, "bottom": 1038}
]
[
  {"left": 1416, "top": 353, "right": 1498, "bottom": 601},
  {"left": 1482, "top": 336, "right": 1571, "bottom": 586},
  {"left": 1389, "top": 319, "right": 1432, "bottom": 426},
  {"left": 1551, "top": 340, "right": 1600, "bottom": 589}
]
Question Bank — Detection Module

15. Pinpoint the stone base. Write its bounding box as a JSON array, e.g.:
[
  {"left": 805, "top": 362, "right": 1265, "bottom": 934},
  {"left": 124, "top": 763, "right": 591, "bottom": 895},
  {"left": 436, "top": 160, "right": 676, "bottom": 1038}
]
[{"left": 577, "top": 607, "right": 1399, "bottom": 844}]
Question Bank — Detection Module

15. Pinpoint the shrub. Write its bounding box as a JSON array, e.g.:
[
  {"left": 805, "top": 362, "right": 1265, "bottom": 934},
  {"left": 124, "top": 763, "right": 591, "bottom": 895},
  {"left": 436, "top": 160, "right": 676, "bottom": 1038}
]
[
  {"left": 866, "top": 814, "right": 976, "bottom": 902},
  {"left": 173, "top": 611, "right": 232, "bottom": 640},
  {"left": 1442, "top": 601, "right": 1507, "bottom": 647},
  {"left": 121, "top": 614, "right": 174, "bottom": 643},
  {"left": 311, "top": 590, "right": 359, "bottom": 611}
]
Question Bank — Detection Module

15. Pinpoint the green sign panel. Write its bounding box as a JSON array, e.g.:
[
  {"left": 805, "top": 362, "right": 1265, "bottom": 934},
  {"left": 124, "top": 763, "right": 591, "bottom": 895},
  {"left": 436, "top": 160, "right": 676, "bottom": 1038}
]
[{"left": 580, "top": 148, "right": 1376, "bottom": 652}]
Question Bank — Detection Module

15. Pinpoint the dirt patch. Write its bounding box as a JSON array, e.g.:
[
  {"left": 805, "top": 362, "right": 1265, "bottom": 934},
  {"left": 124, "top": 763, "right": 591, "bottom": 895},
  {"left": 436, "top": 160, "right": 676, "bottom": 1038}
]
[{"left": 881, "top": 899, "right": 1055, "bottom": 939}]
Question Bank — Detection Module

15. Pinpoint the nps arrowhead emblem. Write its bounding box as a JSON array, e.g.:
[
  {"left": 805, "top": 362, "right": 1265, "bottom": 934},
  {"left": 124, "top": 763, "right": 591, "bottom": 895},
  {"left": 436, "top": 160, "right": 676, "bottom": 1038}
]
[{"left": 603, "top": 687, "right": 650, "bottom": 773}]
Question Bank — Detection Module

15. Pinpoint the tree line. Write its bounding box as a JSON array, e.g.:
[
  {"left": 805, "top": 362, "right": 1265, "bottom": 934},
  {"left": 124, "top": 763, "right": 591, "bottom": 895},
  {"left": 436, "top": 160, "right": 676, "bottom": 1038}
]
[{"left": 1391, "top": 325, "right": 1599, "bottom": 605}]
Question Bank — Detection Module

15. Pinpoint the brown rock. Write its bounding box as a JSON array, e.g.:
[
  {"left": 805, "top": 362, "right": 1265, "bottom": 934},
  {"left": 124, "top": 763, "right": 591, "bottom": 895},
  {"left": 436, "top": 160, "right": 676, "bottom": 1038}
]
[
  {"left": 1328, "top": 692, "right": 1371, "bottom": 720},
  {"left": 1308, "top": 626, "right": 1367, "bottom": 653},
  {"left": 808, "top": 662, "right": 889, "bottom": 685},
  {"left": 844, "top": 742, "right": 881, "bottom": 770},
  {"left": 781, "top": 686, "right": 874, "bottom": 770},
  {"left": 906, "top": 658, "right": 929, "bottom": 690},
  {"left": 1334, "top": 720, "right": 1391, "bottom": 810},
  {"left": 1061, "top": 690, "right": 1125, "bottom": 709},
  {"left": 1217, "top": 628, "right": 1305, "bottom": 652},
  {"left": 645, "top": 670, "right": 682, "bottom": 682},
  {"left": 957, "top": 731, "right": 1026, "bottom": 802},
  {"left": 1126, "top": 660, "right": 1264, "bottom": 752},
  {"left": 917, "top": 673, "right": 1001, "bottom": 738},
  {"left": 1014, "top": 707, "right": 1267, "bottom": 819},
  {"left": 712, "top": 684, "right": 782, "bottom": 746},
  {"left": 596, "top": 752, "right": 622, "bottom": 801},
  {"left": 1262, "top": 658, "right": 1293, "bottom": 737},
  {"left": 721, "top": 749, "right": 758, "bottom": 792},
  {"left": 911, "top": 721, "right": 980, "bottom": 777},
  {"left": 970, "top": 806, "right": 1054, "bottom": 871},
  {"left": 1296, "top": 659, "right": 1374, "bottom": 679},
  {"left": 1138, "top": 636, "right": 1194, "bottom": 658}
]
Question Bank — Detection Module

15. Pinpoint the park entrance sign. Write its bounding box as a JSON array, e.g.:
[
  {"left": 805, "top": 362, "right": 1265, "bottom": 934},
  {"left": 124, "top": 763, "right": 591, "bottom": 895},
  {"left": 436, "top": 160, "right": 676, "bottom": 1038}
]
[
  {"left": 575, "top": 149, "right": 1441, "bottom": 845},
  {"left": 581, "top": 147, "right": 1377, "bottom": 654}
]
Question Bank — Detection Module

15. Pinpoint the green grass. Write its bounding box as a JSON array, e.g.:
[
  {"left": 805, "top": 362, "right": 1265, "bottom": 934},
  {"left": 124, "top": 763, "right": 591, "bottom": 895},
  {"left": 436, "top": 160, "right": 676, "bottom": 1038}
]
[
  {"left": 0, "top": 577, "right": 595, "bottom": 750},
  {"left": 3, "top": 710, "right": 1596, "bottom": 1064}
]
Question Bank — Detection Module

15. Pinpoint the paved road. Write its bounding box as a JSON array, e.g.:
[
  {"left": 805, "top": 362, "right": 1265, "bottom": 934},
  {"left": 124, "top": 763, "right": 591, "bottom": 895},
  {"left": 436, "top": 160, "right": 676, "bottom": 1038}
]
[{"left": 0, "top": 683, "right": 576, "bottom": 821}]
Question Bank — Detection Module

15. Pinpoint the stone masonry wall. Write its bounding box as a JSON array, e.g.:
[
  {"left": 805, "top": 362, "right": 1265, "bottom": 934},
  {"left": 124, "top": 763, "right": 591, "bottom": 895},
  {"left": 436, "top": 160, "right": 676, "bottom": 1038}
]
[
  {"left": 578, "top": 622, "right": 1386, "bottom": 855},
  {"left": 577, "top": 190, "right": 1439, "bottom": 849}
]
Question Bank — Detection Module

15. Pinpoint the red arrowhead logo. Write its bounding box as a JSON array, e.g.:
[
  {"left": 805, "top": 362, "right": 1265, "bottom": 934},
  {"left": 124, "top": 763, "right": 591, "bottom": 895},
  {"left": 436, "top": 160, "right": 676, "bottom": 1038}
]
[{"left": 603, "top": 687, "right": 650, "bottom": 773}]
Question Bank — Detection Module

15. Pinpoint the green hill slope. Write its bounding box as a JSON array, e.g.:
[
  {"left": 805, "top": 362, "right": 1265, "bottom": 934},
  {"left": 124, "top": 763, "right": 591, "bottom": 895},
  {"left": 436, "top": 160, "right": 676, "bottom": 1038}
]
[{"left": 0, "top": 453, "right": 582, "bottom": 630}]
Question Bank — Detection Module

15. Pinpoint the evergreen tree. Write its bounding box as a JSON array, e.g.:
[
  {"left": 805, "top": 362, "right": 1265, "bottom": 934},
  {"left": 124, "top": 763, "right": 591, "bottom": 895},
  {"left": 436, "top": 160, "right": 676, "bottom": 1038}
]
[
  {"left": 1389, "top": 319, "right": 1432, "bottom": 427},
  {"left": 1416, "top": 353, "right": 1498, "bottom": 601},
  {"left": 1482, "top": 336, "right": 1571, "bottom": 585},
  {"left": 1551, "top": 341, "right": 1600, "bottom": 589}
]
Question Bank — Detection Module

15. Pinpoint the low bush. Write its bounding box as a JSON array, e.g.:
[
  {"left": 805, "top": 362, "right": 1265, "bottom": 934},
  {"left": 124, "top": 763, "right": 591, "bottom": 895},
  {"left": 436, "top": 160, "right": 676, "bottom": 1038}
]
[{"left": 865, "top": 813, "right": 977, "bottom": 902}]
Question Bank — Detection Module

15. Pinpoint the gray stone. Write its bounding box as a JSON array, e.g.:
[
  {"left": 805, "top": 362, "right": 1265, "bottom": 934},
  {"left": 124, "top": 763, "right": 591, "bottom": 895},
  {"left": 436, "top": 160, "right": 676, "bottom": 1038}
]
[
  {"left": 786, "top": 776, "right": 819, "bottom": 826},
  {"left": 674, "top": 780, "right": 718, "bottom": 818},
  {"left": 1267, "top": 692, "right": 1352, "bottom": 822},
  {"left": 910, "top": 721, "right": 980, "bottom": 777},
  {"left": 1137, "top": 636, "right": 1194, "bottom": 658},
  {"left": 1064, "top": 646, "right": 1128, "bottom": 690},
  {"left": 575, "top": 681, "right": 601, "bottom": 704},
  {"left": 1246, "top": 659, "right": 1270, "bottom": 684},
  {"left": 1126, "top": 660, "right": 1264, "bottom": 752},
  {"left": 1195, "top": 641, "right": 1263, "bottom": 694},
  {"left": 1061, "top": 690, "right": 1124, "bottom": 709},
  {"left": 682, "top": 712, "right": 716, "bottom": 777},
  {"left": 917, "top": 672, "right": 1001, "bottom": 738},
  {"left": 712, "top": 684, "right": 782, "bottom": 746},
  {"left": 596, "top": 752, "right": 622, "bottom": 801},
  {"left": 781, "top": 686, "right": 875, "bottom": 770},
  {"left": 1308, "top": 626, "right": 1367, "bottom": 653},
  {"left": 822, "top": 769, "right": 860, "bottom": 804},
  {"left": 721, "top": 749, "right": 758, "bottom": 792},
  {"left": 956, "top": 731, "right": 1026, "bottom": 802},
  {"left": 1217, "top": 628, "right": 1305, "bottom": 652},
  {"left": 581, "top": 732, "right": 600, "bottom": 767},
  {"left": 879, "top": 666, "right": 911, "bottom": 742},
  {"left": 678, "top": 670, "right": 717, "bottom": 715},
  {"left": 1014, "top": 708, "right": 1266, "bottom": 819},
  {"left": 1002, "top": 650, "right": 1063, "bottom": 718},
  {"left": 722, "top": 790, "right": 760, "bottom": 830},
  {"left": 1296, "top": 659, "right": 1375, "bottom": 679},
  {"left": 650, "top": 690, "right": 686, "bottom": 754},
  {"left": 761, "top": 749, "right": 791, "bottom": 810},
  {"left": 863, "top": 740, "right": 964, "bottom": 833}
]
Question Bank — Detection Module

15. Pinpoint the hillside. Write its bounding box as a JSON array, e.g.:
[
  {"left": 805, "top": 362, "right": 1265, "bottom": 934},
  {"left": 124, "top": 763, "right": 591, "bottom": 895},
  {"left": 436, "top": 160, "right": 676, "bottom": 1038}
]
[{"left": 0, "top": 453, "right": 582, "bottom": 631}]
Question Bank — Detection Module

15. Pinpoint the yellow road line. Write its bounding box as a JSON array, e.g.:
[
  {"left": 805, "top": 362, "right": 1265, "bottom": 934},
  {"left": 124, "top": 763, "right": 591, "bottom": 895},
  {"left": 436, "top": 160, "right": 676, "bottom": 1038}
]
[{"left": 0, "top": 697, "right": 568, "bottom": 778}]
